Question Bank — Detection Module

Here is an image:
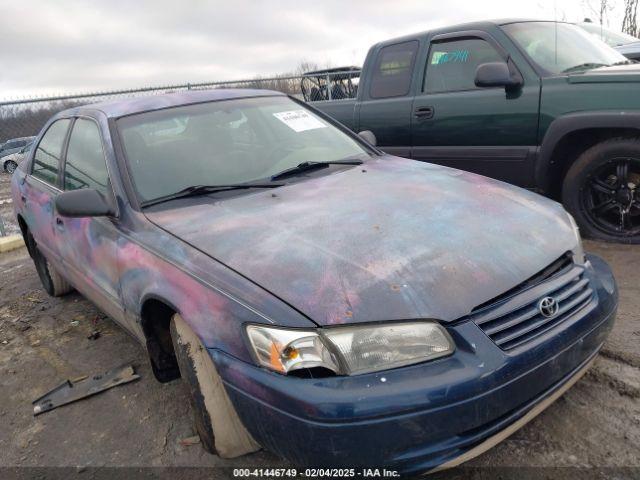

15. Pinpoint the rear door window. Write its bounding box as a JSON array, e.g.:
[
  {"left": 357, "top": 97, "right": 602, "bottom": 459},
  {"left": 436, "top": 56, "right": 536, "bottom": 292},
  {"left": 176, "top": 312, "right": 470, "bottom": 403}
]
[
  {"left": 424, "top": 38, "right": 503, "bottom": 93},
  {"left": 31, "top": 119, "right": 71, "bottom": 186},
  {"left": 369, "top": 40, "right": 419, "bottom": 99}
]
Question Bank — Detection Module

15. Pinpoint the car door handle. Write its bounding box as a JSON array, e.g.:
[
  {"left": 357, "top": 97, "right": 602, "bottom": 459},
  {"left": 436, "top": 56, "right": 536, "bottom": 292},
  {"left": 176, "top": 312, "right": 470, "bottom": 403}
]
[
  {"left": 414, "top": 106, "right": 434, "bottom": 119},
  {"left": 55, "top": 217, "right": 64, "bottom": 228}
]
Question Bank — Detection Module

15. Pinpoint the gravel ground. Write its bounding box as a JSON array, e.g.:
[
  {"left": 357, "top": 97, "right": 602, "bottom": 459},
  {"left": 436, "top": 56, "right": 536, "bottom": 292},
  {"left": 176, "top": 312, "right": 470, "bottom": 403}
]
[{"left": 0, "top": 172, "right": 638, "bottom": 479}]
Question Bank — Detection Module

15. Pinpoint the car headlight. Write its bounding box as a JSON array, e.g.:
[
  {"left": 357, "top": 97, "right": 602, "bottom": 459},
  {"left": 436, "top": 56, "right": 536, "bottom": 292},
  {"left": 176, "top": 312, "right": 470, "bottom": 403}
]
[
  {"left": 246, "top": 321, "right": 454, "bottom": 376},
  {"left": 566, "top": 213, "right": 585, "bottom": 265}
]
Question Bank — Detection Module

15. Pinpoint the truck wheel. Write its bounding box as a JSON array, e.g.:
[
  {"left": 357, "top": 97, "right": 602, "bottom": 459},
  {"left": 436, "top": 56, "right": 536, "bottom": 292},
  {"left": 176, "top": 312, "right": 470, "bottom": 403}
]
[
  {"left": 562, "top": 137, "right": 640, "bottom": 244},
  {"left": 170, "top": 313, "right": 260, "bottom": 458},
  {"left": 28, "top": 233, "right": 73, "bottom": 296}
]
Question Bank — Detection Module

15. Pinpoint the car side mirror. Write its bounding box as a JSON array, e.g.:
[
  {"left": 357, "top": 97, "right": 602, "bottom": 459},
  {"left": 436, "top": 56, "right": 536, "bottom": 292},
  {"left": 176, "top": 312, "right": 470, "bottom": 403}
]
[
  {"left": 55, "top": 189, "right": 115, "bottom": 218},
  {"left": 475, "top": 62, "right": 522, "bottom": 89},
  {"left": 358, "top": 130, "right": 377, "bottom": 146}
]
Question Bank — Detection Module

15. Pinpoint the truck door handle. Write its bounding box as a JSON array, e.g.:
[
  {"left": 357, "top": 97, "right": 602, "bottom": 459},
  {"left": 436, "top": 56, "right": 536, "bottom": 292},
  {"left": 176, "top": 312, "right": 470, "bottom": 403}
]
[{"left": 414, "top": 106, "right": 434, "bottom": 119}]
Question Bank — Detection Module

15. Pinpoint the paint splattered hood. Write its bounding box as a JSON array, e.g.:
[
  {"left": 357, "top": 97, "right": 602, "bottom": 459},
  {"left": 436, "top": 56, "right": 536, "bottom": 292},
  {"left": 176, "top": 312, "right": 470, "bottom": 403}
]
[{"left": 146, "top": 156, "right": 579, "bottom": 326}]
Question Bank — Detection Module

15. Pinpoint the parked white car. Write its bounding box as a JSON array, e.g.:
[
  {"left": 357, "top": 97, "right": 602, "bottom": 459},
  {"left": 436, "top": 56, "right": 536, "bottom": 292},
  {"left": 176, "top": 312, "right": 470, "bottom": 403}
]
[{"left": 3, "top": 144, "right": 31, "bottom": 174}]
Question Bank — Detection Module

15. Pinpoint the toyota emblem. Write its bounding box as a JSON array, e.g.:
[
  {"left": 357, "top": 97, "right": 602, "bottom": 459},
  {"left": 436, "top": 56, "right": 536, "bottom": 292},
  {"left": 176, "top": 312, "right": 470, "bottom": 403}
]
[{"left": 538, "top": 296, "right": 559, "bottom": 318}]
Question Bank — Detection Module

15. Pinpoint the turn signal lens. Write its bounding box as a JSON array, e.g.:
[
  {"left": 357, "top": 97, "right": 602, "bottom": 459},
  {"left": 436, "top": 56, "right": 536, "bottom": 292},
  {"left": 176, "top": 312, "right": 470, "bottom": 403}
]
[{"left": 246, "top": 325, "right": 339, "bottom": 374}]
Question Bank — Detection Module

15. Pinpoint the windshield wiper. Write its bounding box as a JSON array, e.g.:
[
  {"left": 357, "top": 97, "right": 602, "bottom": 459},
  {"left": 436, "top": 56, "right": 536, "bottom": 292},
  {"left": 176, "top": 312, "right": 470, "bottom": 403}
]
[
  {"left": 270, "top": 159, "right": 363, "bottom": 181},
  {"left": 562, "top": 62, "right": 608, "bottom": 73},
  {"left": 141, "top": 182, "right": 285, "bottom": 208}
]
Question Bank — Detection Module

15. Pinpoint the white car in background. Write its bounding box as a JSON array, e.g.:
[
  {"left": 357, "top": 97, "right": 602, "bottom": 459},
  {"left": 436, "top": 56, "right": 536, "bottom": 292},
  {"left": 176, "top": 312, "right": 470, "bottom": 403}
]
[
  {"left": 3, "top": 144, "right": 32, "bottom": 174},
  {"left": 578, "top": 21, "right": 640, "bottom": 61}
]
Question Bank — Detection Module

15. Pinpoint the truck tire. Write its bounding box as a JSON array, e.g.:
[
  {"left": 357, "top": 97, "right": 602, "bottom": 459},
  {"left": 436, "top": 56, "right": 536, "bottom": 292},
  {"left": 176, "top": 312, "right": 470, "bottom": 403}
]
[
  {"left": 28, "top": 233, "right": 73, "bottom": 296},
  {"left": 170, "top": 313, "right": 260, "bottom": 458},
  {"left": 562, "top": 137, "right": 640, "bottom": 244}
]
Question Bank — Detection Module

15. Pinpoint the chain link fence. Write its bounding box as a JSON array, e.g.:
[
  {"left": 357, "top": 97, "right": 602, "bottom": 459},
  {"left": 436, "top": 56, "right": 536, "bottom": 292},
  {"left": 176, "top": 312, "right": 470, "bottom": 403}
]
[{"left": 0, "top": 68, "right": 361, "bottom": 144}]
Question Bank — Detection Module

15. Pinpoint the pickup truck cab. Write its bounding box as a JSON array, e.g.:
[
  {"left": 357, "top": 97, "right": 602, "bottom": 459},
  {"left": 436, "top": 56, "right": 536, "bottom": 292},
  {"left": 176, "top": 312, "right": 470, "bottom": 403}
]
[{"left": 310, "top": 19, "right": 640, "bottom": 243}]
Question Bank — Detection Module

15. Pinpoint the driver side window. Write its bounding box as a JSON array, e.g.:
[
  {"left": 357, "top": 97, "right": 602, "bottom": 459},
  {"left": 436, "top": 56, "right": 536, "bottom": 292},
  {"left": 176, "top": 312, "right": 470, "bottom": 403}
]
[
  {"left": 424, "top": 38, "right": 503, "bottom": 93},
  {"left": 64, "top": 119, "right": 110, "bottom": 193}
]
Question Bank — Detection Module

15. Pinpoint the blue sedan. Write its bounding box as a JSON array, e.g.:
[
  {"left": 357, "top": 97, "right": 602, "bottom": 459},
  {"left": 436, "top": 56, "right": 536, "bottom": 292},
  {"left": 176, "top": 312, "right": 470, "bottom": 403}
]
[{"left": 11, "top": 89, "right": 617, "bottom": 473}]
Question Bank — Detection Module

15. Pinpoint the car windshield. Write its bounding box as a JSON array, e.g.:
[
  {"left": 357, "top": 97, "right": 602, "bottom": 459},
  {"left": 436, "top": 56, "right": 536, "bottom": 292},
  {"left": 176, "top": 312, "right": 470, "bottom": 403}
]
[
  {"left": 578, "top": 22, "right": 639, "bottom": 47},
  {"left": 502, "top": 21, "right": 629, "bottom": 74},
  {"left": 117, "top": 96, "right": 370, "bottom": 203}
]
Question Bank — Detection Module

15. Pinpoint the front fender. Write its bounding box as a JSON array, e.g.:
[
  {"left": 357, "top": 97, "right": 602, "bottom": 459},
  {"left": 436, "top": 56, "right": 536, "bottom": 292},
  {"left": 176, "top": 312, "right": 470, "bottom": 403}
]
[
  {"left": 537, "top": 110, "right": 640, "bottom": 192},
  {"left": 117, "top": 228, "right": 316, "bottom": 363}
]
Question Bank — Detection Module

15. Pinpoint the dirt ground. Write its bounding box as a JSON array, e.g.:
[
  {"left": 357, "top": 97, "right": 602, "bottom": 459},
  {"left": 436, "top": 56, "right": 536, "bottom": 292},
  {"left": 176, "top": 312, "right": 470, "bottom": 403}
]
[{"left": 0, "top": 172, "right": 639, "bottom": 479}]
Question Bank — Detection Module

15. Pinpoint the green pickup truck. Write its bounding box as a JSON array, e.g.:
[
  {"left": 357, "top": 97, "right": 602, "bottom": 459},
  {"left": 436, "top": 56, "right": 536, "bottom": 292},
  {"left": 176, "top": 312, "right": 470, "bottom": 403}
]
[{"left": 308, "top": 20, "right": 640, "bottom": 243}]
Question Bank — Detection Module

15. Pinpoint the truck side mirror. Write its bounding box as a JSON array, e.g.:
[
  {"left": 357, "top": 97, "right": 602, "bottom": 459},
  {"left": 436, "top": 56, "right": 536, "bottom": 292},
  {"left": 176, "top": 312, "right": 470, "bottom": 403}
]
[
  {"left": 475, "top": 62, "right": 522, "bottom": 90},
  {"left": 55, "top": 189, "right": 115, "bottom": 218},
  {"left": 358, "top": 130, "right": 377, "bottom": 146}
]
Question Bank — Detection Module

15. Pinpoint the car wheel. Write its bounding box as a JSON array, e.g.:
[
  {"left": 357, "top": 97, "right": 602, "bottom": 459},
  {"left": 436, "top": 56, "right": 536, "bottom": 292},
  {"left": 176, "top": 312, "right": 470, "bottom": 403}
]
[
  {"left": 170, "top": 313, "right": 260, "bottom": 458},
  {"left": 27, "top": 233, "right": 73, "bottom": 296},
  {"left": 4, "top": 160, "right": 18, "bottom": 174},
  {"left": 562, "top": 137, "right": 640, "bottom": 244}
]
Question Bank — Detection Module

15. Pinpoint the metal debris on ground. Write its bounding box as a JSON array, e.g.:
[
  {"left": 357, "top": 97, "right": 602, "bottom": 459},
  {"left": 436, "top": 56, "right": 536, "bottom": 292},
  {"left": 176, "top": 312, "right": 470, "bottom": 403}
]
[
  {"left": 32, "top": 365, "right": 140, "bottom": 416},
  {"left": 179, "top": 435, "right": 201, "bottom": 447},
  {"left": 87, "top": 330, "right": 101, "bottom": 340}
]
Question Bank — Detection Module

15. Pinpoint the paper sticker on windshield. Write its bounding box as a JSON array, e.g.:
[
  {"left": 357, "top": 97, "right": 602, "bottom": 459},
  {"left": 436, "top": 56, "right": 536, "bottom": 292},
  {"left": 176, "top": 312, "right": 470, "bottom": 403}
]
[{"left": 273, "top": 110, "right": 327, "bottom": 132}]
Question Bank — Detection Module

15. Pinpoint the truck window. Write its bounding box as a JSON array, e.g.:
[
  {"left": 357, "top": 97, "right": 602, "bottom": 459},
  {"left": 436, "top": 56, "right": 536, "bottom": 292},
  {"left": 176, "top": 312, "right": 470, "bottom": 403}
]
[
  {"left": 32, "top": 119, "right": 71, "bottom": 186},
  {"left": 424, "top": 38, "right": 503, "bottom": 93},
  {"left": 369, "top": 40, "right": 419, "bottom": 99}
]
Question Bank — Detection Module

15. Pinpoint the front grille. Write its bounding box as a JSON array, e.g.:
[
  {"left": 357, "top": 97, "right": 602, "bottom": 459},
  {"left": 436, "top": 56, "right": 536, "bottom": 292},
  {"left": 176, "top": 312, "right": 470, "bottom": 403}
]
[{"left": 471, "top": 259, "right": 594, "bottom": 351}]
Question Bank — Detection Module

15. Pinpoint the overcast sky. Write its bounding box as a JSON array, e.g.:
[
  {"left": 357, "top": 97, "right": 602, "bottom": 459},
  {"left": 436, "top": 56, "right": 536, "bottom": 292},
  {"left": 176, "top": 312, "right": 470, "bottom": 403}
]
[{"left": 0, "top": 0, "right": 630, "bottom": 100}]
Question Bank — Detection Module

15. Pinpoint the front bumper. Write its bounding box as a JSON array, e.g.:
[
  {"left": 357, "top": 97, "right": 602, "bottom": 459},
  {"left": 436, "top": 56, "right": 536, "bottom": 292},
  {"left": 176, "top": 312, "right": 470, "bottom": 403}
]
[{"left": 212, "top": 254, "right": 617, "bottom": 474}]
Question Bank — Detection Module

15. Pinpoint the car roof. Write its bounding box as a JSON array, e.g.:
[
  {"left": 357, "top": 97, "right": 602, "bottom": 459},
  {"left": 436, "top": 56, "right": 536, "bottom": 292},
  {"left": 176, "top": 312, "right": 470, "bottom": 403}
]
[
  {"left": 373, "top": 18, "right": 560, "bottom": 47},
  {"left": 57, "top": 89, "right": 286, "bottom": 119}
]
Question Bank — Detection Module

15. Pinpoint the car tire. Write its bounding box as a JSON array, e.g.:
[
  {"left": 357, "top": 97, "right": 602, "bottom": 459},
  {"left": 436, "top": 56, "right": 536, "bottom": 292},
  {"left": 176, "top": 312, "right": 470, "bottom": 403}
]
[
  {"left": 170, "top": 313, "right": 260, "bottom": 458},
  {"left": 28, "top": 233, "right": 73, "bottom": 296},
  {"left": 562, "top": 137, "right": 640, "bottom": 244},
  {"left": 4, "top": 160, "right": 18, "bottom": 174}
]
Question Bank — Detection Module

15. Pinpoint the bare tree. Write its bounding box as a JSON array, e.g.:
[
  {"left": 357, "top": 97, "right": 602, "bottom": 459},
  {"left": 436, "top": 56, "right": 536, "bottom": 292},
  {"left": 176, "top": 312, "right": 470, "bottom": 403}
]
[
  {"left": 583, "top": 0, "right": 615, "bottom": 25},
  {"left": 295, "top": 60, "right": 321, "bottom": 75},
  {"left": 622, "top": 0, "right": 639, "bottom": 36}
]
